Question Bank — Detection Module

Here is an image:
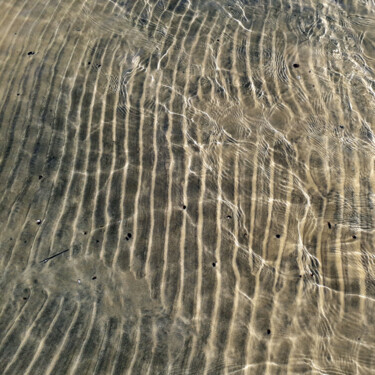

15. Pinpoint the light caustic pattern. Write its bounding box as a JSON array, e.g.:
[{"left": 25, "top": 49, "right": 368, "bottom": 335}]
[{"left": 0, "top": 0, "right": 375, "bottom": 374}]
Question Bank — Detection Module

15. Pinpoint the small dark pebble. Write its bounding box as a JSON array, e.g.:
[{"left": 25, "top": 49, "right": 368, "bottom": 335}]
[
  {"left": 24, "top": 240, "right": 27, "bottom": 244},
  {"left": 311, "top": 273, "right": 314, "bottom": 277},
  {"left": 353, "top": 235, "right": 357, "bottom": 239},
  {"left": 183, "top": 205, "right": 186, "bottom": 210},
  {"left": 38, "top": 175, "right": 43, "bottom": 180},
  {"left": 127, "top": 233, "right": 132, "bottom": 238},
  {"left": 84, "top": 231, "right": 87, "bottom": 235},
  {"left": 92, "top": 276, "right": 97, "bottom": 280},
  {"left": 328, "top": 222, "right": 332, "bottom": 229},
  {"left": 299, "top": 275, "right": 302, "bottom": 277},
  {"left": 212, "top": 262, "right": 216, "bottom": 267},
  {"left": 293, "top": 63, "right": 299, "bottom": 68},
  {"left": 96, "top": 240, "right": 99, "bottom": 243},
  {"left": 267, "top": 329, "right": 271, "bottom": 335},
  {"left": 276, "top": 234, "right": 280, "bottom": 238},
  {"left": 125, "top": 237, "right": 129, "bottom": 241},
  {"left": 10, "top": 238, "right": 12, "bottom": 241},
  {"left": 17, "top": 93, "right": 20, "bottom": 96},
  {"left": 23, "top": 297, "right": 28, "bottom": 300},
  {"left": 27, "top": 51, "right": 35, "bottom": 56},
  {"left": 88, "top": 61, "right": 91, "bottom": 65},
  {"left": 339, "top": 125, "right": 344, "bottom": 129},
  {"left": 97, "top": 64, "right": 101, "bottom": 68}
]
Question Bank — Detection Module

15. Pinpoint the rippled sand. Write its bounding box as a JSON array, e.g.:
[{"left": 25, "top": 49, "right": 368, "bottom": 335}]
[{"left": 0, "top": 0, "right": 375, "bottom": 374}]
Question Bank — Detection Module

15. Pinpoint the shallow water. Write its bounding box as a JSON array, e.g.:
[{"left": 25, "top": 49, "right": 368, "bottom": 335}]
[{"left": 0, "top": 0, "right": 375, "bottom": 374}]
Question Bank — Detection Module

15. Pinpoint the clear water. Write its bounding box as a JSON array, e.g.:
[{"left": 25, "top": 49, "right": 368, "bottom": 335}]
[{"left": 0, "top": 0, "right": 375, "bottom": 374}]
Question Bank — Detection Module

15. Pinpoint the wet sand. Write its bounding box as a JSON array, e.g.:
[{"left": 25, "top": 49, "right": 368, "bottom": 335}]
[{"left": 0, "top": 0, "right": 375, "bottom": 374}]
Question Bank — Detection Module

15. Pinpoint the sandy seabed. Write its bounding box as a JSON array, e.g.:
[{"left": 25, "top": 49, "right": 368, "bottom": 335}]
[{"left": 0, "top": 0, "right": 375, "bottom": 374}]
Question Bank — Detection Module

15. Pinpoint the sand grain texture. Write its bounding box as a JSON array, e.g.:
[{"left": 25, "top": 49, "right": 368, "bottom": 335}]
[{"left": 0, "top": 0, "right": 375, "bottom": 374}]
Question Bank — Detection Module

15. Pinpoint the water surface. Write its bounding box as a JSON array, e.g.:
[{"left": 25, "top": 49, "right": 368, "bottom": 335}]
[{"left": 0, "top": 0, "right": 375, "bottom": 374}]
